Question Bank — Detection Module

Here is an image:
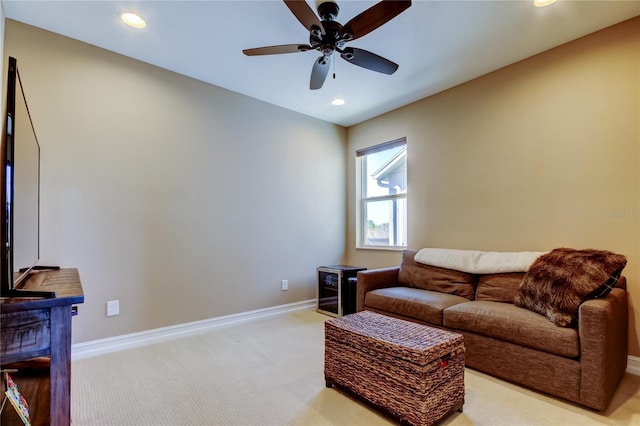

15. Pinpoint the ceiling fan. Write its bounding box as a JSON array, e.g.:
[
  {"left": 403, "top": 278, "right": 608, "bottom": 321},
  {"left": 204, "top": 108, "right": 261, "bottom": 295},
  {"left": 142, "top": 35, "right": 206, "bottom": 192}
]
[{"left": 243, "top": 0, "right": 412, "bottom": 90}]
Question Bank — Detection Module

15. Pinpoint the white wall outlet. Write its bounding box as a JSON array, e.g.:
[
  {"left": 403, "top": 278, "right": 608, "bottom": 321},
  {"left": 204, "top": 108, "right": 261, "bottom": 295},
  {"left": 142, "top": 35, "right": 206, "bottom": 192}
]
[
  {"left": 281, "top": 279, "right": 288, "bottom": 291},
  {"left": 107, "top": 300, "right": 120, "bottom": 316}
]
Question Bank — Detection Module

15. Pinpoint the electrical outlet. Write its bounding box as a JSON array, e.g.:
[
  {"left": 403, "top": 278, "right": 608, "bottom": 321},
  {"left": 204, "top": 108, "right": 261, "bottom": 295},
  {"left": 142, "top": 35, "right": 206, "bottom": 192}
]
[
  {"left": 281, "top": 280, "right": 288, "bottom": 291},
  {"left": 107, "top": 300, "right": 119, "bottom": 316}
]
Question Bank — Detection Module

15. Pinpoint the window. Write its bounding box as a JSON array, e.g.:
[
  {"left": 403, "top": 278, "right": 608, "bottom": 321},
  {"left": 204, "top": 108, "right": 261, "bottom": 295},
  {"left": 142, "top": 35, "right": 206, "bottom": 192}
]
[{"left": 356, "top": 138, "right": 407, "bottom": 249}]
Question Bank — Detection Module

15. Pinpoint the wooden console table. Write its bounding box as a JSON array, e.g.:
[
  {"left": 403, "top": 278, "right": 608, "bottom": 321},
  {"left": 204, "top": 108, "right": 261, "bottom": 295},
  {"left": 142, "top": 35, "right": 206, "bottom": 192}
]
[{"left": 1, "top": 268, "right": 84, "bottom": 426}]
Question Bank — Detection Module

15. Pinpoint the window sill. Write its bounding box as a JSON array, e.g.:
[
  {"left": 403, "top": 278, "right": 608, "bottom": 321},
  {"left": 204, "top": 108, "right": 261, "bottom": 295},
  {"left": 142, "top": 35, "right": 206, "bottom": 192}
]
[{"left": 356, "top": 246, "right": 406, "bottom": 252}]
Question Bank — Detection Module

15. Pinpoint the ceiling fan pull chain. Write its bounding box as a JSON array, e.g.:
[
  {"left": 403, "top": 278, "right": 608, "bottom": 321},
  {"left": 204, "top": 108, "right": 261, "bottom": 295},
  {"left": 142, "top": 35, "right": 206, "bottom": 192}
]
[{"left": 333, "top": 54, "right": 336, "bottom": 80}]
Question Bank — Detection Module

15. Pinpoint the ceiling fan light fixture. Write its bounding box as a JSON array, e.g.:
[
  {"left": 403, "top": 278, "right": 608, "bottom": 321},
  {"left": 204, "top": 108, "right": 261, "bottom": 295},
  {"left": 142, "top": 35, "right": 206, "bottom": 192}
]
[
  {"left": 332, "top": 98, "right": 345, "bottom": 106},
  {"left": 533, "top": 0, "right": 557, "bottom": 7},
  {"left": 121, "top": 12, "right": 146, "bottom": 28}
]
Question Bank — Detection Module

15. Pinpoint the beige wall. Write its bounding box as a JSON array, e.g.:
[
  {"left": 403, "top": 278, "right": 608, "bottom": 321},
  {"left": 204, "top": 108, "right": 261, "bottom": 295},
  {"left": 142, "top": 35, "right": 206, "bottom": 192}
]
[
  {"left": 346, "top": 17, "right": 640, "bottom": 356},
  {"left": 4, "top": 20, "right": 348, "bottom": 343}
]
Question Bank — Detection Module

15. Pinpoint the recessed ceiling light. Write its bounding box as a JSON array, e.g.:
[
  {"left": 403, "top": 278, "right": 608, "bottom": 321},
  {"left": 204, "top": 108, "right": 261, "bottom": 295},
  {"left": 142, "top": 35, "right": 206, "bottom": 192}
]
[
  {"left": 121, "top": 12, "right": 146, "bottom": 29},
  {"left": 533, "top": 0, "right": 557, "bottom": 7},
  {"left": 332, "top": 98, "right": 345, "bottom": 106}
]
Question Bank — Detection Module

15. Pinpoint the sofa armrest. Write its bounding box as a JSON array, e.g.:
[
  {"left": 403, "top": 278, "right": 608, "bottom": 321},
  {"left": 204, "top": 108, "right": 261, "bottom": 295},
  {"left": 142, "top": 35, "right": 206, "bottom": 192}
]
[
  {"left": 356, "top": 267, "right": 400, "bottom": 312},
  {"left": 578, "top": 287, "right": 628, "bottom": 411}
]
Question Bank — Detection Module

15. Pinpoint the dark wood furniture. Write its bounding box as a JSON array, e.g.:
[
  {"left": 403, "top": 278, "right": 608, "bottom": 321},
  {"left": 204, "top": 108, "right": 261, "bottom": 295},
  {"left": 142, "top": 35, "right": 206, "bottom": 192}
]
[{"left": 1, "top": 268, "right": 84, "bottom": 426}]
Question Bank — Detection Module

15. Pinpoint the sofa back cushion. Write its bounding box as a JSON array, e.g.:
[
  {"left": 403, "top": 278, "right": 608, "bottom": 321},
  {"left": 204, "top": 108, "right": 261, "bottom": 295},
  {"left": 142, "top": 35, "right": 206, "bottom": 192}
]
[
  {"left": 475, "top": 273, "right": 525, "bottom": 303},
  {"left": 398, "top": 250, "right": 477, "bottom": 300}
]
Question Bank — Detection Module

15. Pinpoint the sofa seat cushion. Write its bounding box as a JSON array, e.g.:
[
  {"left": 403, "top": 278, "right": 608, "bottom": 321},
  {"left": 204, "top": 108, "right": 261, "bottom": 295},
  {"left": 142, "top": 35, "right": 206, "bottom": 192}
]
[
  {"left": 364, "top": 287, "right": 470, "bottom": 326},
  {"left": 443, "top": 301, "right": 579, "bottom": 358}
]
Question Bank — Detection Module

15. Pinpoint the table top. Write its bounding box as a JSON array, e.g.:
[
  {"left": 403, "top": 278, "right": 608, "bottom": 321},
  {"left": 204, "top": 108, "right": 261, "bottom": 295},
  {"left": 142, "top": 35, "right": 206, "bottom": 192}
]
[
  {"left": 318, "top": 265, "right": 367, "bottom": 272},
  {"left": 326, "top": 311, "right": 463, "bottom": 365},
  {"left": 0, "top": 268, "right": 84, "bottom": 312}
]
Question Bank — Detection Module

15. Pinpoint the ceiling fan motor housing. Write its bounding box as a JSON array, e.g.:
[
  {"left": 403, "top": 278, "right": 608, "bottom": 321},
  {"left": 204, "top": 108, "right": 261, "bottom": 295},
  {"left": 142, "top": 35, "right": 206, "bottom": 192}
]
[{"left": 310, "top": 20, "right": 347, "bottom": 56}]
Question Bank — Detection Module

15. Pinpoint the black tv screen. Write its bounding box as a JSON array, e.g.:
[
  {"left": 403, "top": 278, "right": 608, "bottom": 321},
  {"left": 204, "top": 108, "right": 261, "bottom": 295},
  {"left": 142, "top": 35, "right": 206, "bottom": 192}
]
[{"left": 1, "top": 56, "right": 41, "bottom": 294}]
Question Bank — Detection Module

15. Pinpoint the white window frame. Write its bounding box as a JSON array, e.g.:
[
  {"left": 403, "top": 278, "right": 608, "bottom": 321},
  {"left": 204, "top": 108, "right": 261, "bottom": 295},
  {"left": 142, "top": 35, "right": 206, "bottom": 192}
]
[{"left": 356, "top": 137, "right": 407, "bottom": 250}]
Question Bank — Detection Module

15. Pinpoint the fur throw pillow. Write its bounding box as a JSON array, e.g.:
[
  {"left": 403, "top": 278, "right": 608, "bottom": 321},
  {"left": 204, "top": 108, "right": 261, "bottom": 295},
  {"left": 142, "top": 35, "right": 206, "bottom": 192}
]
[{"left": 514, "top": 248, "right": 627, "bottom": 327}]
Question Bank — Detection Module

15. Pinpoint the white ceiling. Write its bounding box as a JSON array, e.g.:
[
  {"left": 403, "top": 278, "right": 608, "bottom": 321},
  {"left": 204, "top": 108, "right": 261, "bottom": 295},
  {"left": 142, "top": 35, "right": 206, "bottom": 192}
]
[{"left": 2, "top": 1, "right": 639, "bottom": 127}]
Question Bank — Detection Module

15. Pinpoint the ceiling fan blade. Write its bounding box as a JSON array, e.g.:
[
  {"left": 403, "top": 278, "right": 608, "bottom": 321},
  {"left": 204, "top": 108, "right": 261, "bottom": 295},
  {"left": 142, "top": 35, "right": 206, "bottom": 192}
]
[
  {"left": 284, "top": 0, "right": 325, "bottom": 35},
  {"left": 243, "top": 44, "right": 313, "bottom": 56},
  {"left": 342, "top": 0, "right": 411, "bottom": 41},
  {"left": 310, "top": 55, "right": 331, "bottom": 90},
  {"left": 340, "top": 47, "right": 398, "bottom": 75}
]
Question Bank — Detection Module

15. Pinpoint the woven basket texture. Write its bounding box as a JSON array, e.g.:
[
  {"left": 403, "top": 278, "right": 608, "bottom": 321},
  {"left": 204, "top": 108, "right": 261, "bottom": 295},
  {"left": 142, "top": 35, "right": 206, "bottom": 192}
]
[{"left": 324, "top": 311, "right": 465, "bottom": 426}]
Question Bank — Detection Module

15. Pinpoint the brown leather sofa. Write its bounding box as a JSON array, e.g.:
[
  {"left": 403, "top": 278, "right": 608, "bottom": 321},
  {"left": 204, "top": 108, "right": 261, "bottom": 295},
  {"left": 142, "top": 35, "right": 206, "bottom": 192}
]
[{"left": 356, "top": 250, "right": 628, "bottom": 411}]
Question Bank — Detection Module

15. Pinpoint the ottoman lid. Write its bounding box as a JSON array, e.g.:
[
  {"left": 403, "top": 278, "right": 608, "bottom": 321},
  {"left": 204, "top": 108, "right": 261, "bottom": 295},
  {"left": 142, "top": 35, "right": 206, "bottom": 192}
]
[{"left": 325, "top": 311, "right": 463, "bottom": 366}]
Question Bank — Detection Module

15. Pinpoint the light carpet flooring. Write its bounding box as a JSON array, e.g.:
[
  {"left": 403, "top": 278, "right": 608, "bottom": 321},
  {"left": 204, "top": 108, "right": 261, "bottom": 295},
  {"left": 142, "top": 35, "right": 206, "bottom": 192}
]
[{"left": 71, "top": 308, "right": 640, "bottom": 425}]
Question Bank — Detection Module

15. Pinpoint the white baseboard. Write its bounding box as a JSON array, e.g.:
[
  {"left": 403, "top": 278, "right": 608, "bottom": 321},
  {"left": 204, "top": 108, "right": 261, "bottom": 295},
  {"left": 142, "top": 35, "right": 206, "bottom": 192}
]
[
  {"left": 627, "top": 355, "right": 640, "bottom": 376},
  {"left": 72, "top": 302, "right": 640, "bottom": 377},
  {"left": 72, "top": 299, "right": 316, "bottom": 361}
]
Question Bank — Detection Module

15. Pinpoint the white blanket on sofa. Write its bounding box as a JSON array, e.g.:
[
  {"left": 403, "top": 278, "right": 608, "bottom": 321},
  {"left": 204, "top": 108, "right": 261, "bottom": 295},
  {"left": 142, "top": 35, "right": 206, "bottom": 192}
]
[{"left": 414, "top": 248, "right": 547, "bottom": 274}]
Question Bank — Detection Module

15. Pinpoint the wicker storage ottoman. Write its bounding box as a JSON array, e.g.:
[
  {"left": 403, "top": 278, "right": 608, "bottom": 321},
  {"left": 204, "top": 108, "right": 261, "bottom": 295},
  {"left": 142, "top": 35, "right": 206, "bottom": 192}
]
[{"left": 324, "top": 311, "right": 464, "bottom": 426}]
